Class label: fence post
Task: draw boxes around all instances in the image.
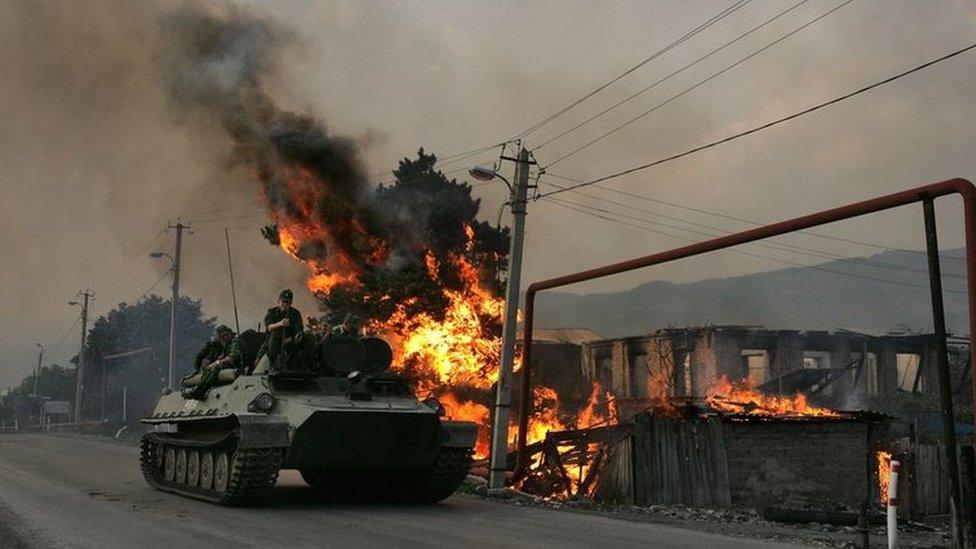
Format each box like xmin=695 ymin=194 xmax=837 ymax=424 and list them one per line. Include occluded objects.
xmin=960 ymin=445 xmax=976 ymax=548
xmin=887 ymin=459 xmax=900 ymax=549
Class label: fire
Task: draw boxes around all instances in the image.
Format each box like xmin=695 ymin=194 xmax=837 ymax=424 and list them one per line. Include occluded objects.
xmin=276 ymin=225 xmax=369 ymax=294
xmin=577 ymin=382 xmax=617 ymax=429
xmin=375 ymin=249 xmax=506 ymax=395
xmin=439 ymin=392 xmax=491 ymax=458
xmin=705 ymin=375 xmax=841 ymax=417
xmin=366 ymin=226 xmax=538 ymax=458
xmin=265 ymin=157 xmax=560 ymax=461
xmin=877 ymin=450 xmax=892 ymax=505
xmin=518 ymin=387 xmax=568 ymax=447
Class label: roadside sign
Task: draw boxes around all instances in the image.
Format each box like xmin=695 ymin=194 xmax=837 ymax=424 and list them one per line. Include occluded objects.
xmin=43 ymin=400 xmax=71 ymax=415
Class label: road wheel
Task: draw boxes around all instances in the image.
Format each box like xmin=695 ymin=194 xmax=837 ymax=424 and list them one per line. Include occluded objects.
xmin=163 ymin=448 xmax=176 ymax=482
xmin=199 ymin=452 xmax=214 ymax=490
xmin=214 ymin=451 xmax=230 ymax=493
xmin=175 ymin=449 xmax=187 ymax=484
xmin=186 ymin=451 xmax=200 ymax=487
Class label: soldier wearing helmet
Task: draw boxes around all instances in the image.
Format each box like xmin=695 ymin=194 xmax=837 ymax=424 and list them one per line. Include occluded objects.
xmin=263 ymin=288 xmax=303 ymax=364
xmin=182 ymin=324 xmax=242 ymax=400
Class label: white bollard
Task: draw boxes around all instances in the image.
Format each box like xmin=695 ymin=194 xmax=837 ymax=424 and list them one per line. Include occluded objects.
xmin=887 ymin=459 xmax=900 ymax=549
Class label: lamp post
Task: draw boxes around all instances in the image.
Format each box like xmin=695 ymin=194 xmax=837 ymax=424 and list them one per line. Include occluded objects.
xmin=69 ymin=291 xmax=92 ymax=424
xmin=30 ymin=343 xmax=43 ymax=423
xmin=33 ymin=343 xmax=43 ymax=396
xmin=150 ymin=251 xmax=178 ymax=391
xmin=469 ymin=146 xmax=531 ymax=491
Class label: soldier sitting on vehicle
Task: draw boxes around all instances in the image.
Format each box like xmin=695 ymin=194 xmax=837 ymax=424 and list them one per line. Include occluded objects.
xmin=182 ymin=325 xmax=242 ymax=400
xmin=253 ymin=289 xmax=303 ymax=373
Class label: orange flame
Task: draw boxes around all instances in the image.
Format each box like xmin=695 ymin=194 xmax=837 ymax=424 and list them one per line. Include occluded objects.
xmin=374 ymin=251 xmax=505 ymax=394
xmin=577 ymin=382 xmax=618 ymax=429
xmin=516 ymin=386 xmax=569 ymax=447
xmin=878 ymin=450 xmax=892 ymax=505
xmin=277 ymin=225 xmax=365 ymax=293
xmin=440 ymin=392 xmax=491 ymax=458
xmin=705 ymin=375 xmax=840 ymax=417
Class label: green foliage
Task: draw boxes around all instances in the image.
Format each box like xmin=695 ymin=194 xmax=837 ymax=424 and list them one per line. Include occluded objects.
xmin=79 ymin=294 xmax=215 ymax=421
xmin=0 ymin=364 xmax=76 ymax=422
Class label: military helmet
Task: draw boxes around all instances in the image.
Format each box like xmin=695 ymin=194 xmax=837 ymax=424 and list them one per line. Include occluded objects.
xmin=279 ymin=288 xmax=294 ymax=302
xmin=215 ymin=324 xmax=234 ymax=336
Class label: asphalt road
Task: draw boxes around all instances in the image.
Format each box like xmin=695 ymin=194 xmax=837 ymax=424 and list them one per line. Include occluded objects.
xmin=0 ymin=434 xmax=815 ymax=549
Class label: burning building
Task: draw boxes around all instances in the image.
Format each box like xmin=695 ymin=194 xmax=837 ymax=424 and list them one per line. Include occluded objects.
xmin=580 ymin=325 xmax=953 ymax=419
xmin=517 ymin=391 xmax=889 ymax=508
xmin=516 ymin=325 xmax=975 ymax=522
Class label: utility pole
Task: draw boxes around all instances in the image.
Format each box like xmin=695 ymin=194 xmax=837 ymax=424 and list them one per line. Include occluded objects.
xmin=224 ymin=228 xmax=241 ymax=334
xmin=71 ymin=290 xmax=92 ymax=424
xmin=922 ymin=198 xmax=963 ymax=548
xmin=487 ymin=146 xmax=531 ymax=491
xmin=166 ymin=220 xmax=189 ymax=391
xmin=32 ymin=343 xmax=43 ymax=423
xmin=33 ymin=343 xmax=43 ymax=396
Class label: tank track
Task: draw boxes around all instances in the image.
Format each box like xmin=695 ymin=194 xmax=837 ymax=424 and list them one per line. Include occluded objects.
xmin=402 ymin=447 xmax=473 ymax=503
xmin=140 ymin=433 xmax=283 ymax=506
xmin=299 ymin=447 xmax=472 ymax=503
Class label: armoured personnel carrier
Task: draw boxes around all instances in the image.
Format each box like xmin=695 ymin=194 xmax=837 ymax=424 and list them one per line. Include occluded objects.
xmin=139 ymin=331 xmax=477 ymax=505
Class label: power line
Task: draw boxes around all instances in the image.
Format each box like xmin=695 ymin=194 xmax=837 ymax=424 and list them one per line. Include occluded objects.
xmin=367 ymin=142 xmax=503 ymax=180
xmin=517 ymin=0 xmax=753 ymax=139
xmin=46 ymin=314 xmax=82 ymax=360
xmin=541 ymin=196 xmax=965 ymax=294
xmin=372 ymin=145 xmax=502 ymax=186
xmin=543 ymin=0 xmax=856 ymax=168
xmin=132 ymin=272 xmax=170 ymax=302
xmin=542 ymin=183 xmax=963 ymax=279
xmin=533 ymin=0 xmax=811 ymax=151
xmin=185 ymin=206 xmax=267 ymax=224
xmin=539 ymin=39 xmax=976 ymax=197
xmin=545 ymin=172 xmax=967 ymax=262
xmin=89 ymin=230 xmax=166 ymax=292
xmin=95 ymin=256 xmax=157 ymax=296
xmin=190 ymin=211 xmax=270 ymax=225
xmin=182 ymin=201 xmax=264 ymax=220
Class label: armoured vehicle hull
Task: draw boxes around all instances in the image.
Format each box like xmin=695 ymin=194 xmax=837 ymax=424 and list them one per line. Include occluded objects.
xmin=141 ymin=366 xmax=477 ymax=505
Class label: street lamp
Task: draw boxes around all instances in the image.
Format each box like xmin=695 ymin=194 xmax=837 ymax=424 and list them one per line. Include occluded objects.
xmin=68 ymin=292 xmax=92 ymax=424
xmin=471 ymin=148 xmax=531 ymax=492
xmin=469 ymin=165 xmax=512 ymax=192
xmin=33 ymin=343 xmax=43 ymax=396
xmin=150 ymin=251 xmax=177 ymax=391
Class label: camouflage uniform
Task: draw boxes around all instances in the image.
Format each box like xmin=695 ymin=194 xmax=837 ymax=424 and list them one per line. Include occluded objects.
xmin=263 ymin=290 xmax=303 ymax=363
xmin=183 ymin=326 xmax=242 ymax=400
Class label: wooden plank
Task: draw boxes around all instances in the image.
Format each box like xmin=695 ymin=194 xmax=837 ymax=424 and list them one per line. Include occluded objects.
xmin=710 ymin=417 xmax=732 ymax=507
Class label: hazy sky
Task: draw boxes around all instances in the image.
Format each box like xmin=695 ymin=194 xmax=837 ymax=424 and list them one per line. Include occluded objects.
xmin=2 ymin=0 xmax=976 ymax=389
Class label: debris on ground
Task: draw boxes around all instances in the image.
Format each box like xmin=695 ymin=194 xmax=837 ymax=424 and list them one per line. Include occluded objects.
xmin=460 ymin=477 xmax=951 ymax=548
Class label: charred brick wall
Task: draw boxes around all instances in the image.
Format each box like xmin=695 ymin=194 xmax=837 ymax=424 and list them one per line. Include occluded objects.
xmin=722 ymin=419 xmax=870 ymax=507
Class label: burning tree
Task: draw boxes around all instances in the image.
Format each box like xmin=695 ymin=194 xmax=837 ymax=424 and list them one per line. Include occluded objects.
xmin=261 ymin=148 xmax=514 ymax=402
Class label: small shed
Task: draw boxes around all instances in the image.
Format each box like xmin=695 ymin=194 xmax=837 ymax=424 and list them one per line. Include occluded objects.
xmin=595 ymin=411 xmax=887 ymax=508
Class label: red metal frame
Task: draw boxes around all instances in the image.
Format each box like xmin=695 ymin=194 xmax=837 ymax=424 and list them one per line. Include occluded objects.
xmin=516 ymin=178 xmax=976 ymax=474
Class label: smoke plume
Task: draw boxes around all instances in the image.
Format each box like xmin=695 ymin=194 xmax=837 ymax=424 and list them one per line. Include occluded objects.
xmin=162 ymin=6 xmax=388 ymax=286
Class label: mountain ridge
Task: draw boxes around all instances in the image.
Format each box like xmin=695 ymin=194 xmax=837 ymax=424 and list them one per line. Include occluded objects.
xmin=533 ymin=247 xmax=969 ymax=338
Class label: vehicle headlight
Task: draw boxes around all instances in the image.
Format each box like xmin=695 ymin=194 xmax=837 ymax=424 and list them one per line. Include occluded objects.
xmin=248 ymin=393 xmax=275 ymax=413
xmin=423 ymin=397 xmax=446 ymax=417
